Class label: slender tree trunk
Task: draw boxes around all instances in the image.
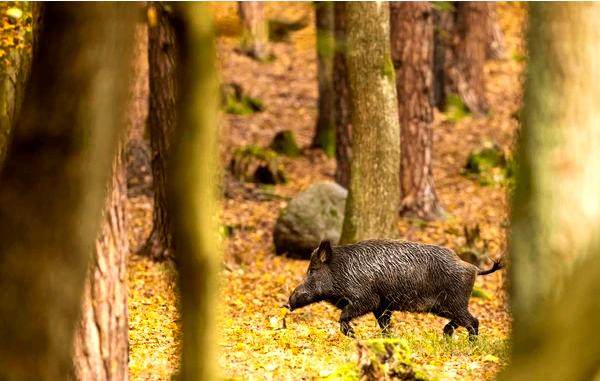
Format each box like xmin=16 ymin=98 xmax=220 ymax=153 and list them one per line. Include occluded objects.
xmin=171 ymin=4 xmax=220 ymax=380
xmin=503 ymin=4 xmax=600 ymax=380
xmin=434 ymin=2 xmax=489 ymax=116
xmin=340 ymin=2 xmax=400 ymax=243
xmin=72 ymin=143 xmax=129 ymax=381
xmin=0 ymin=4 xmax=135 ymax=380
xmin=311 ymin=1 xmax=335 ymax=157
xmin=390 ymin=2 xmax=444 ymax=220
xmin=143 ymin=2 xmax=177 ymax=261
xmin=333 ymin=2 xmax=351 ymax=189
xmin=238 ymin=2 xmax=270 ymax=61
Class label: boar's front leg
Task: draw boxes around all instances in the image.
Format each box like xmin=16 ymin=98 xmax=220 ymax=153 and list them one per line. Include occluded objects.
xmin=339 ymin=299 xmax=376 ymax=337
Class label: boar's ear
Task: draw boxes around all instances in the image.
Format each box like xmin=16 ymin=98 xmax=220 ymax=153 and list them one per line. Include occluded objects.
xmin=317 ymin=240 xmax=332 ymax=263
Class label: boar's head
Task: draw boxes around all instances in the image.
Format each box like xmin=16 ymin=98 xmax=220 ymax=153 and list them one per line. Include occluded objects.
xmin=286 ymin=240 xmax=335 ymax=311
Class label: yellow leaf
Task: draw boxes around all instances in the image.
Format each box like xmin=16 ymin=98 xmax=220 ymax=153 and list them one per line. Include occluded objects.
xmin=483 ymin=354 xmax=500 ymax=363
xmin=6 ymin=7 xmax=22 ymax=19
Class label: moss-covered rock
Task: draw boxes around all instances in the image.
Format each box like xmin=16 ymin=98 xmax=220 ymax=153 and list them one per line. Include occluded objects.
xmin=268 ymin=16 xmax=309 ymax=42
xmin=356 ymin=339 xmax=429 ymax=381
xmin=462 ymin=142 xmax=514 ymax=186
xmin=444 ymin=93 xmax=470 ymax=122
xmin=229 ymin=145 xmax=286 ymax=185
xmin=221 ymin=83 xmax=264 ymax=115
xmin=270 ymin=130 xmax=301 ymax=157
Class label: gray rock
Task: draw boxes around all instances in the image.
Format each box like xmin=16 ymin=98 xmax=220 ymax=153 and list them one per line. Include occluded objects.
xmin=273 ymin=182 xmax=347 ymax=259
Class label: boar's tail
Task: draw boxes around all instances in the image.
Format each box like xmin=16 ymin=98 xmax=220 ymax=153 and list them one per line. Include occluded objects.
xmin=477 ymin=260 xmax=504 ymax=276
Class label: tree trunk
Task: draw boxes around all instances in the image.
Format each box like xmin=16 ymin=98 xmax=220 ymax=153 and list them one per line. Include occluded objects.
xmin=434 ymin=2 xmax=489 ymax=116
xmin=340 ymin=2 xmax=400 ymax=243
xmin=72 ymin=143 xmax=129 ymax=381
xmin=502 ymin=4 xmax=600 ymax=380
xmin=333 ymin=2 xmax=351 ymax=189
xmin=390 ymin=2 xmax=444 ymax=220
xmin=486 ymin=2 xmax=506 ymax=60
xmin=238 ymin=2 xmax=270 ymax=61
xmin=0 ymin=2 xmax=43 ymax=162
xmin=143 ymin=2 xmax=177 ymax=261
xmin=311 ymin=1 xmax=335 ymax=158
xmin=171 ymin=4 xmax=220 ymax=380
xmin=71 ymin=16 xmax=148 ymax=379
xmin=0 ymin=4 xmax=135 ymax=381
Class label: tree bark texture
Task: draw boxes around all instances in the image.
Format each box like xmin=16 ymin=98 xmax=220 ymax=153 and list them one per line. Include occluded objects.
xmin=238 ymin=1 xmax=270 ymax=61
xmin=72 ymin=143 xmax=129 ymax=381
xmin=390 ymin=2 xmax=444 ymax=221
xmin=0 ymin=4 xmax=135 ymax=381
xmin=340 ymin=2 xmax=401 ymax=243
xmin=434 ymin=2 xmax=489 ymax=116
xmin=171 ymin=4 xmax=220 ymax=380
xmin=333 ymin=2 xmax=351 ymax=189
xmin=143 ymin=2 xmax=177 ymax=261
xmin=311 ymin=1 xmax=335 ymax=158
xmin=502 ymin=4 xmax=600 ymax=380
xmin=486 ymin=2 xmax=506 ymax=60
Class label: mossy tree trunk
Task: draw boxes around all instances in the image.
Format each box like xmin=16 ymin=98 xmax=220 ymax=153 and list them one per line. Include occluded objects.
xmin=171 ymin=4 xmax=220 ymax=381
xmin=502 ymin=4 xmax=600 ymax=380
xmin=390 ymin=2 xmax=444 ymax=221
xmin=311 ymin=1 xmax=335 ymax=158
xmin=333 ymin=2 xmax=352 ymax=189
xmin=143 ymin=2 xmax=177 ymax=261
xmin=340 ymin=2 xmax=400 ymax=243
xmin=238 ymin=1 xmax=270 ymax=61
xmin=0 ymin=4 xmax=135 ymax=380
xmin=434 ymin=2 xmax=489 ymax=116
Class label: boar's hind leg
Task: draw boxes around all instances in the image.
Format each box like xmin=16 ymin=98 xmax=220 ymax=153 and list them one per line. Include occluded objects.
xmin=456 ymin=312 xmax=479 ymax=337
xmin=373 ymin=307 xmax=393 ymax=334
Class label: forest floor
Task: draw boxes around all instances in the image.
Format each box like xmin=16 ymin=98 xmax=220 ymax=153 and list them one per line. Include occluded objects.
xmin=126 ymin=2 xmax=526 ymax=380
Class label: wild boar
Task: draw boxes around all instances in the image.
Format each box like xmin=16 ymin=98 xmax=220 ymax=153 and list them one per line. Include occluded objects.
xmin=285 ymin=239 xmax=503 ymax=337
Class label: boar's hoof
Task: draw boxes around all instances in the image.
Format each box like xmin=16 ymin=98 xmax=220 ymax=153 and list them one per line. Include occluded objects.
xmin=443 ymin=320 xmax=458 ymax=336
xmin=340 ymin=321 xmax=355 ymax=338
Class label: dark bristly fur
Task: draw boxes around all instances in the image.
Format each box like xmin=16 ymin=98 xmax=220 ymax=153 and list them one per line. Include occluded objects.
xmin=286 ymin=239 xmax=503 ymax=337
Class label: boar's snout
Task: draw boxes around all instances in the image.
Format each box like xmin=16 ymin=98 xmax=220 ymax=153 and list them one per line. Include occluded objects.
xmin=287 ymin=284 xmax=313 ymax=311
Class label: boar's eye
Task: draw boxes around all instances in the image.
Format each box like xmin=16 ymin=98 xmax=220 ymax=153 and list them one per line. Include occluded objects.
xmin=308 ymin=268 xmax=315 ymax=276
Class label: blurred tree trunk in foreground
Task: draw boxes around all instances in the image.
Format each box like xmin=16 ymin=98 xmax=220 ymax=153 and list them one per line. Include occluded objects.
xmin=143 ymin=2 xmax=177 ymax=261
xmin=340 ymin=2 xmax=400 ymax=243
xmin=72 ymin=14 xmax=148 ymax=380
xmin=238 ymin=1 xmax=270 ymax=61
xmin=503 ymin=3 xmax=600 ymax=380
xmin=333 ymin=2 xmax=351 ymax=189
xmin=389 ymin=1 xmax=444 ymax=221
xmin=0 ymin=4 xmax=135 ymax=380
xmin=433 ymin=2 xmax=489 ymax=116
xmin=311 ymin=1 xmax=335 ymax=158
xmin=171 ymin=3 xmax=220 ymax=381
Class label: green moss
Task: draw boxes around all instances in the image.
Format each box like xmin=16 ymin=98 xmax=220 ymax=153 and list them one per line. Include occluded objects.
xmin=230 ymin=145 xmax=287 ymax=184
xmin=221 ymin=83 xmax=265 ymax=115
xmin=444 ymin=93 xmax=470 ymax=122
xmin=463 ymin=143 xmax=514 ymax=187
xmin=313 ymin=124 xmax=335 ymax=158
xmin=382 ymin=53 xmax=396 ymax=81
xmin=471 ymin=286 xmax=492 ymax=300
xmin=268 ymin=16 xmax=309 ymax=42
xmin=270 ymin=130 xmax=301 ymax=157
xmin=432 ymin=1 xmax=455 ymax=12
xmin=323 ymin=362 xmax=359 ymax=381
